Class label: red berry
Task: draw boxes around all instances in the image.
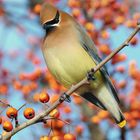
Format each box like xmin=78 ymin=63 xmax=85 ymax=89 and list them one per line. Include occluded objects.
xmin=23 ymin=108 xmax=35 ymax=119
xmin=39 ymin=92 xmax=50 ymax=103
xmin=51 ymin=136 xmax=62 ymax=140
xmin=3 ymin=121 xmax=13 ymax=132
xmin=64 ymin=133 xmax=76 ymax=140
xmin=49 ymin=109 xmax=60 ymax=118
xmin=6 ymin=107 xmax=18 ymax=119
xmin=0 ymin=117 xmax=2 ymax=124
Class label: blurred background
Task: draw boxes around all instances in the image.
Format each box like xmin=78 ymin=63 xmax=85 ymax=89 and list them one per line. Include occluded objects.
xmin=0 ymin=0 xmax=140 ymax=140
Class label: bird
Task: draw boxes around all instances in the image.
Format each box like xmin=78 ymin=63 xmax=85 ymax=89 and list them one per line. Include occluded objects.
xmin=40 ymin=3 xmax=126 ymax=128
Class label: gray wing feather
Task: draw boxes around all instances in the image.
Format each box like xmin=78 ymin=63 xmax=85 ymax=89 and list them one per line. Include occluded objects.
xmin=75 ymin=22 xmax=120 ymax=104
xmin=82 ymin=92 xmax=107 ymax=110
xmin=89 ymin=49 xmax=120 ymax=103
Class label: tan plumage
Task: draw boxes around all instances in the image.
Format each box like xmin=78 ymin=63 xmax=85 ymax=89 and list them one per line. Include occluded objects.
xmin=40 ymin=3 xmax=126 ymax=127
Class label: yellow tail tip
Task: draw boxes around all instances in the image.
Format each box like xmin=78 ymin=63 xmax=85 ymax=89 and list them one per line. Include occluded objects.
xmin=118 ymin=120 xmax=126 ymax=128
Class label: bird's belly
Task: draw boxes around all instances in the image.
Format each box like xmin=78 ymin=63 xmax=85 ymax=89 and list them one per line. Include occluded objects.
xmin=43 ymin=45 xmax=103 ymax=92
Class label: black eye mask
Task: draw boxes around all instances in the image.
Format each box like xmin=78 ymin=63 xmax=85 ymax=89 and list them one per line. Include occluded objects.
xmin=43 ymin=10 xmax=60 ymax=29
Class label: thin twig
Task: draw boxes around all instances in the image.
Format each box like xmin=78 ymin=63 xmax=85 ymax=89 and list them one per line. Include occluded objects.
xmin=41 ymin=117 xmax=70 ymax=125
xmin=0 ymin=100 xmax=11 ymax=107
xmin=2 ymin=23 xmax=140 ymax=140
xmin=18 ymin=103 xmax=26 ymax=111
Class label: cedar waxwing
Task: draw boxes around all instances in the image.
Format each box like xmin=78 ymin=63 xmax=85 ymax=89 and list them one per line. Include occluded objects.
xmin=40 ymin=3 xmax=126 ymax=128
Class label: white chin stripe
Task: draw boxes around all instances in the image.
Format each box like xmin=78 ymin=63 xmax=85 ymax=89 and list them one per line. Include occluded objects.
xmin=52 ymin=23 xmax=59 ymax=27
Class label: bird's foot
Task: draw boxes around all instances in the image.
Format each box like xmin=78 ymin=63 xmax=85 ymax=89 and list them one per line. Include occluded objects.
xmin=87 ymin=68 xmax=96 ymax=81
xmin=59 ymin=92 xmax=71 ymax=103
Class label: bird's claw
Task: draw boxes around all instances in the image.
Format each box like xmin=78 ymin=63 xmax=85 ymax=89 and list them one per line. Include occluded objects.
xmin=87 ymin=70 xmax=96 ymax=81
xmin=59 ymin=92 xmax=71 ymax=103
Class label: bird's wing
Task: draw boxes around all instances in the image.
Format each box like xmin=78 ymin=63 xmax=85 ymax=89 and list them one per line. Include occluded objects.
xmin=89 ymin=50 xmax=120 ymax=104
xmin=82 ymin=91 xmax=107 ymax=110
xmin=75 ymin=23 xmax=120 ymax=105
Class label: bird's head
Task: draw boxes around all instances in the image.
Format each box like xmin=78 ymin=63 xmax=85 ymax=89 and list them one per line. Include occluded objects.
xmin=40 ymin=3 xmax=60 ymax=32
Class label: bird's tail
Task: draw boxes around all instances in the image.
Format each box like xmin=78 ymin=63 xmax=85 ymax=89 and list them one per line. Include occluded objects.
xmin=93 ymin=85 xmax=126 ymax=128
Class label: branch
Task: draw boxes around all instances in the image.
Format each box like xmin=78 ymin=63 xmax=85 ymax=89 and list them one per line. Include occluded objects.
xmin=2 ymin=23 xmax=140 ymax=140
xmin=80 ymin=0 xmax=93 ymax=22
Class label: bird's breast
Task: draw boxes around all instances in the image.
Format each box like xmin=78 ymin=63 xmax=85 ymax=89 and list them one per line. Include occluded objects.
xmin=43 ymin=43 xmax=103 ymax=92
